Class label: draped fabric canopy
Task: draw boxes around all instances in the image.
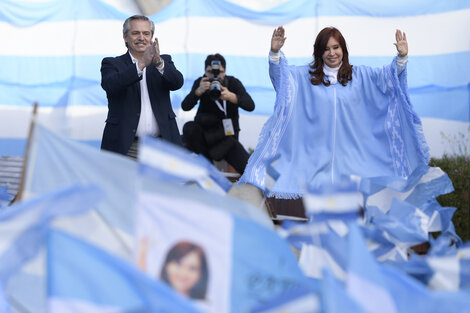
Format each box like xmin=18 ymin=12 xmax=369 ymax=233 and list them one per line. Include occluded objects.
xmin=0 ymin=0 xmax=468 ymax=156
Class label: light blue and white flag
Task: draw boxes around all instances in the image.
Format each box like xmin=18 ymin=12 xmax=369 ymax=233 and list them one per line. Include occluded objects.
xmin=321 ymin=269 xmax=366 ymax=313
xmin=0 ymin=0 xmax=129 ymax=156
xmin=361 ymin=165 xmax=461 ymax=249
xmin=139 ymin=135 xmax=231 ymax=195
xmin=395 ymin=244 xmax=470 ymax=291
xmin=380 ymin=257 xmax=470 ymax=313
xmin=424 ymin=245 xmax=470 ymax=291
xmin=346 ymin=224 xmax=399 ymax=313
xmin=303 ymin=180 xmax=362 ymax=221
xmin=0 ymin=185 xmax=102 ymax=313
xmin=23 ymin=123 xmax=272 ymax=235
xmin=134 ymin=186 xmax=306 ymax=313
xmin=250 ymin=281 xmax=320 ymax=313
xmin=283 ymin=221 xmax=348 ymax=280
xmin=422 ymin=200 xmax=461 ymax=245
xmin=281 ymin=181 xmax=361 ymax=280
xmin=23 ymin=124 xmax=138 ymax=254
xmin=7 ymin=123 xmax=277 ymax=313
xmin=361 ymin=165 xmax=453 ymax=214
xmin=305 ymin=220 xmax=470 ymax=313
xmin=47 ymin=229 xmax=205 ymax=313
xmin=0 ymin=285 xmax=10 ymax=313
xmin=368 ymin=199 xmax=429 ymax=247
xmin=428 ymin=233 xmax=459 ymax=257
xmin=1 ymin=0 xmax=469 ymax=157
xmin=361 ymin=224 xmax=406 ymax=263
xmin=0 ymin=185 xmax=102 ymax=284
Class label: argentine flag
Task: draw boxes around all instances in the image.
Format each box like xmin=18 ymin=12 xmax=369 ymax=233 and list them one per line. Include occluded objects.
xmin=47 ymin=229 xmax=205 ymax=313
xmin=134 ymin=186 xmax=306 ymax=313
xmin=0 ymin=185 xmax=103 ymax=313
xmin=1 ymin=0 xmax=469 ymax=158
xmin=139 ymin=135 xmax=232 ymax=195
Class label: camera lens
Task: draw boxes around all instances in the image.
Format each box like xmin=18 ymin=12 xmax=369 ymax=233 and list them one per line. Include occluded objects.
xmin=209 ymin=80 xmax=222 ymax=100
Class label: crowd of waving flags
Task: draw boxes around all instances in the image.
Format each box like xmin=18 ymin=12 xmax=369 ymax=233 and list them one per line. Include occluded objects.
xmin=0 ymin=122 xmax=468 ymax=313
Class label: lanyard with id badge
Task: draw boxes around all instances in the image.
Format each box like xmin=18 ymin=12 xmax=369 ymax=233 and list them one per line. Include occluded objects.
xmin=215 ymin=99 xmax=235 ymax=136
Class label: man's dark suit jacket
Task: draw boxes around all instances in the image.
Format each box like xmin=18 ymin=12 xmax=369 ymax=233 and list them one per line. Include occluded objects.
xmin=100 ymin=52 xmax=183 ymax=155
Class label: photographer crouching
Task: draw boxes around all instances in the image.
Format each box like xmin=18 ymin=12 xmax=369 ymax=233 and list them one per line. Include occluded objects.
xmin=181 ymin=53 xmax=255 ymax=175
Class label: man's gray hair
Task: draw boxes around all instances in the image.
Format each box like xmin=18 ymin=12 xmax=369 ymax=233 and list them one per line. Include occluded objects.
xmin=123 ymin=15 xmax=155 ymax=36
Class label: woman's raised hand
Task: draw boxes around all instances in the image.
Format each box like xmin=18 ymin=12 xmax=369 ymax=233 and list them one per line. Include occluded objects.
xmin=271 ymin=26 xmax=286 ymax=53
xmin=394 ymin=29 xmax=408 ymax=57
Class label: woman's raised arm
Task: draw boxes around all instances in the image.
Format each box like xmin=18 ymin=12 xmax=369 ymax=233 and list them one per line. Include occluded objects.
xmin=394 ymin=29 xmax=408 ymax=57
xmin=271 ymin=26 xmax=287 ymax=53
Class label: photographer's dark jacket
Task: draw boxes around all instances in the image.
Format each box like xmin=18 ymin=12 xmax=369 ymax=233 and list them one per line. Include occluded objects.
xmin=181 ymin=75 xmax=255 ymax=136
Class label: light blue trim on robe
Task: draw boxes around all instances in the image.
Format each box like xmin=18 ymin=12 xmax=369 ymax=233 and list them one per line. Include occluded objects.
xmin=239 ymin=52 xmax=430 ymax=199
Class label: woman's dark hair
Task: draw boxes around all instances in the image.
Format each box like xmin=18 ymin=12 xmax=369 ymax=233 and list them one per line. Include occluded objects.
xmin=309 ymin=27 xmax=353 ymax=86
xmin=160 ymin=241 xmax=209 ymax=299
xmin=204 ymin=53 xmax=226 ymax=69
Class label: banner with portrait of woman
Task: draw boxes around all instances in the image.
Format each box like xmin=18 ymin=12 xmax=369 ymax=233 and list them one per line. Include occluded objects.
xmin=135 ymin=191 xmax=233 ymax=313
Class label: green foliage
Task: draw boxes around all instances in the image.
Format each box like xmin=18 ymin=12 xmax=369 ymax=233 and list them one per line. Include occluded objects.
xmin=429 ymin=156 xmax=470 ymax=241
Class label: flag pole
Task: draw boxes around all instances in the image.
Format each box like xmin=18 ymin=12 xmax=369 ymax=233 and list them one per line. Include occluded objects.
xmin=14 ymin=102 xmax=38 ymax=202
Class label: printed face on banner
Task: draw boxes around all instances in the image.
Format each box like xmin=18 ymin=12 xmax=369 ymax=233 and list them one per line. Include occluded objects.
xmin=161 ymin=241 xmax=208 ymax=299
xmin=135 ymin=192 xmax=233 ymax=313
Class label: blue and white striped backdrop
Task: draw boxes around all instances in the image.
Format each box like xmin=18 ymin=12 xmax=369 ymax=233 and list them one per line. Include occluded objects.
xmin=1 ymin=0 xmax=469 ymax=156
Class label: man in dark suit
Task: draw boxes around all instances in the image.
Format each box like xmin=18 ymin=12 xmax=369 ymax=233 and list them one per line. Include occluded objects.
xmin=100 ymin=15 xmax=183 ymax=158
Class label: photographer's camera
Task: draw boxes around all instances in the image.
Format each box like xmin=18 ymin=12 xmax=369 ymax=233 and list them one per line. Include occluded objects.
xmin=208 ymin=60 xmax=223 ymax=101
